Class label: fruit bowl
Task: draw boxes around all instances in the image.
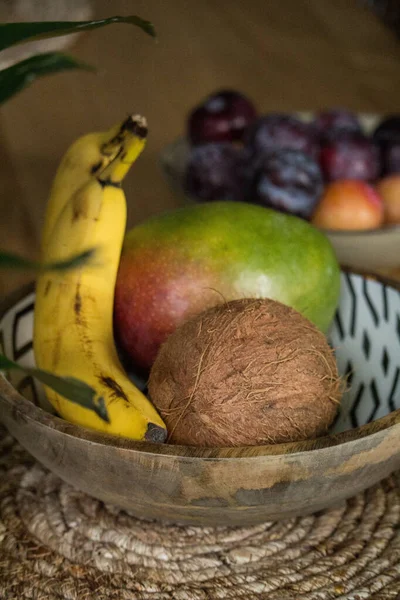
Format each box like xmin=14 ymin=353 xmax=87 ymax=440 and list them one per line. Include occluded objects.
xmin=160 ymin=112 xmax=400 ymax=272
xmin=0 ymin=270 xmax=400 ymax=527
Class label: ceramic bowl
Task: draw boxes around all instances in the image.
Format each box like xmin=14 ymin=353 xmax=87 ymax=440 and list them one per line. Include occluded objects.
xmin=0 ymin=270 xmax=400 ymax=527
xmin=160 ymin=113 xmax=400 ymax=272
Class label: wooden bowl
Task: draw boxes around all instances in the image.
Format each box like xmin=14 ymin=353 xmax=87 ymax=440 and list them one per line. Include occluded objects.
xmin=160 ymin=112 xmax=400 ymax=272
xmin=0 ymin=271 xmax=400 ymax=527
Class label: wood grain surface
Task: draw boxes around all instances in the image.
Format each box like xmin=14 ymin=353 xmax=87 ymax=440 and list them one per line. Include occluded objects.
xmin=0 ymin=0 xmax=399 ymax=296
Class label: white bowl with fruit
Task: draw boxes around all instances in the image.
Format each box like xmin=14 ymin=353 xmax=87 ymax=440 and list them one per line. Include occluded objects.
xmin=160 ymin=91 xmax=400 ymax=271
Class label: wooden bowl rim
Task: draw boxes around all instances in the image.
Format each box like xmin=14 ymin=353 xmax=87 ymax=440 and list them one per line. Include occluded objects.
xmin=1 ymin=272 xmax=400 ymax=460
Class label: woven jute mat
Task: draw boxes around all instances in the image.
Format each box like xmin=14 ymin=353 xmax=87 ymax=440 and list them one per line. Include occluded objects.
xmin=1 ymin=427 xmax=400 ymax=600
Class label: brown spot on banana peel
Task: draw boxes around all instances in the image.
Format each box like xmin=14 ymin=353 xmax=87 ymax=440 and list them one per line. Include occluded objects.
xmin=74 ymin=284 xmax=82 ymax=319
xmin=97 ymin=375 xmax=167 ymax=443
xmin=90 ymin=160 xmax=104 ymax=175
xmin=99 ymin=375 xmax=129 ymax=404
xmin=98 ymin=179 xmax=122 ymax=189
xmin=71 ymin=201 xmax=87 ymax=223
xmin=101 ymin=135 xmax=124 ymax=156
xmin=70 ymin=186 xmax=101 ymax=224
xmin=44 ymin=280 xmax=52 ymax=296
xmin=100 ymin=115 xmax=148 ymax=157
xmin=100 ymin=123 xmax=127 ymax=157
xmin=72 ymin=283 xmax=94 ymax=360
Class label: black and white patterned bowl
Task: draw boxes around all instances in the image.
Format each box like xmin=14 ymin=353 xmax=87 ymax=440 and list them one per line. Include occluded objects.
xmin=0 ymin=271 xmax=399 ymax=526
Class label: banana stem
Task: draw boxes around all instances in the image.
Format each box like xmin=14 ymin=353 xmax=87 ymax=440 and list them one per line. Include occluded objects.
xmin=97 ymin=115 xmax=147 ymax=185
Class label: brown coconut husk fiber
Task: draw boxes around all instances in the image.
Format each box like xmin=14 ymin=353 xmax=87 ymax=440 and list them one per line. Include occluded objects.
xmin=148 ymin=298 xmax=342 ymax=447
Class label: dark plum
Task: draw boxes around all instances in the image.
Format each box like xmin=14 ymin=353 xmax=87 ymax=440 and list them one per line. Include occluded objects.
xmin=187 ymin=89 xmax=257 ymax=145
xmin=313 ymin=109 xmax=362 ymax=141
xmin=247 ymin=149 xmax=323 ymax=219
xmin=373 ymin=115 xmax=400 ymax=144
xmin=184 ymin=143 xmax=245 ymax=202
xmin=244 ymin=114 xmax=319 ymax=159
xmin=319 ymin=133 xmax=380 ymax=182
xmin=384 ymin=143 xmax=400 ymax=174
xmin=373 ymin=115 xmax=400 ymax=175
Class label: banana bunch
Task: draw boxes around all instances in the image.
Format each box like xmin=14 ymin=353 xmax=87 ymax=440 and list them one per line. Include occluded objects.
xmin=33 ymin=115 xmax=167 ymax=442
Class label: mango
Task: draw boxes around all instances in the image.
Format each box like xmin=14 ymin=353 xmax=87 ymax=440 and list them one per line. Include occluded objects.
xmin=114 ymin=201 xmax=340 ymax=371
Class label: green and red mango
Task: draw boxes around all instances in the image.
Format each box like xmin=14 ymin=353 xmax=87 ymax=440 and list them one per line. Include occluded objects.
xmin=114 ymin=201 xmax=340 ymax=371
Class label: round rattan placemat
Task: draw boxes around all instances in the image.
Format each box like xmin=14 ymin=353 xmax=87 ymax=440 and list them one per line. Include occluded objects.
xmin=0 ymin=427 xmax=399 ymax=600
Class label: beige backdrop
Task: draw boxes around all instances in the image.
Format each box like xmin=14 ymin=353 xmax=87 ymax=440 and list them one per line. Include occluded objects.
xmin=0 ymin=0 xmax=399 ymax=294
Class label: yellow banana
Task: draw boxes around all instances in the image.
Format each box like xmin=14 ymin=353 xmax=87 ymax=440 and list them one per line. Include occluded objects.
xmin=34 ymin=115 xmax=167 ymax=442
xmin=41 ymin=117 xmax=144 ymax=253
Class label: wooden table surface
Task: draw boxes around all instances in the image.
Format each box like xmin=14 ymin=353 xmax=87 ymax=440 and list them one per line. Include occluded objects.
xmin=0 ymin=0 xmax=399 ymax=295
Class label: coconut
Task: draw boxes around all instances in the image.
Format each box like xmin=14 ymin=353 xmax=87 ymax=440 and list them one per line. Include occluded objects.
xmin=148 ymin=298 xmax=342 ymax=447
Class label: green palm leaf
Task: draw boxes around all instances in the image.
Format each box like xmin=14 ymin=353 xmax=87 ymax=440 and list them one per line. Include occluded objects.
xmin=0 ymin=355 xmax=109 ymax=422
xmin=0 ymin=52 xmax=94 ymax=104
xmin=0 ymin=16 xmax=155 ymax=52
